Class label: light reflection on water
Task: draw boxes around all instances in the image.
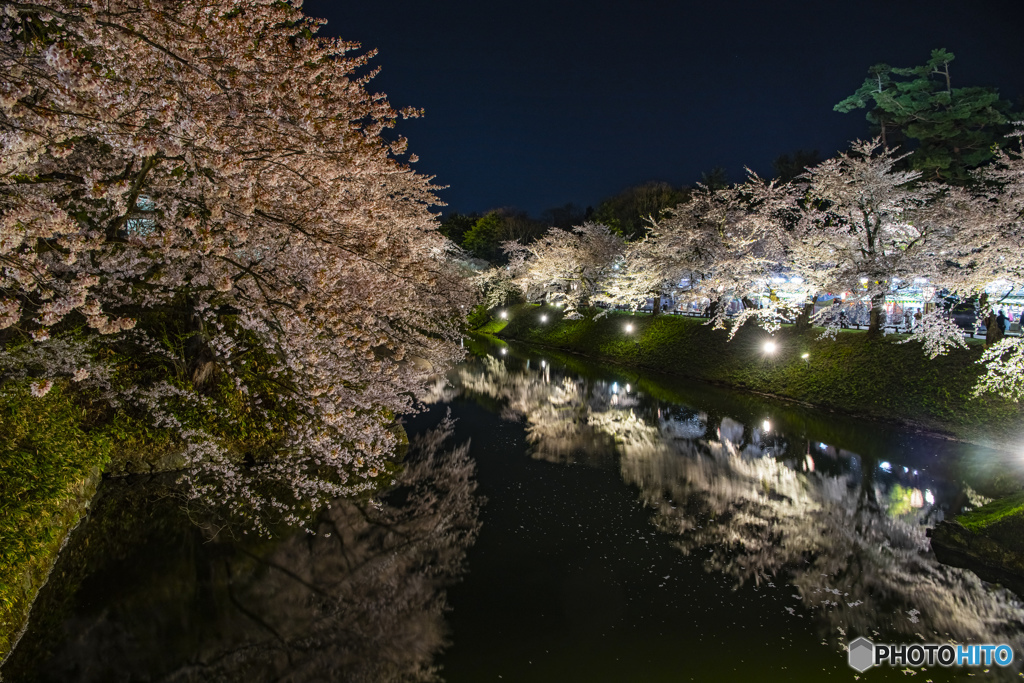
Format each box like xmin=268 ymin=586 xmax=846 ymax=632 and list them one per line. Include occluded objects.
xmin=3 ymin=420 xmax=480 ymax=683
xmin=434 ymin=338 xmax=1024 ymax=680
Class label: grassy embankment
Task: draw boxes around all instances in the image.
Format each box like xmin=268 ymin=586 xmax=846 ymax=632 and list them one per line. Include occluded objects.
xmin=0 ymin=383 xmax=110 ymax=660
xmin=0 ymin=349 xmax=270 ymax=661
xmin=0 ymin=326 xmax=404 ymax=661
xmin=959 ymin=493 xmax=1024 ymax=539
xmin=930 ymin=492 xmax=1024 ymax=593
xmin=482 ymin=303 xmax=1024 ymax=445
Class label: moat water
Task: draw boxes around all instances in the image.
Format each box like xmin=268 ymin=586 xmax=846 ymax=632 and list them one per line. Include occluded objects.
xmin=6 ymin=336 xmax=1024 ymax=681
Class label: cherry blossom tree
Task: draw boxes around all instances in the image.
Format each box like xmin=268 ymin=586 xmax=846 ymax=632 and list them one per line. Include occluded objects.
xmin=502 ymin=223 xmax=624 ymax=318
xmin=789 ymin=140 xmax=951 ymax=336
xmin=965 ymin=133 xmax=1024 ymax=398
xmin=474 ymin=265 xmax=523 ymax=310
xmin=0 ymin=0 xmax=471 ymax=530
xmin=613 ymin=179 xmax=791 ymax=336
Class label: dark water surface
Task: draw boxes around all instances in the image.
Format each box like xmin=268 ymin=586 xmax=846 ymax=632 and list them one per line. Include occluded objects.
xmin=6 ymin=337 xmax=1024 ymax=682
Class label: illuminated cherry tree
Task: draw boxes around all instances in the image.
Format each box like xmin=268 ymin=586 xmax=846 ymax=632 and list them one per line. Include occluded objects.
xmin=614 ymin=179 xmax=791 ymax=336
xmin=967 ymin=134 xmax=1024 ymax=398
xmin=0 ymin=0 xmax=471 ymax=529
xmin=502 ymin=223 xmax=624 ymax=318
xmin=785 ymin=140 xmax=951 ymax=336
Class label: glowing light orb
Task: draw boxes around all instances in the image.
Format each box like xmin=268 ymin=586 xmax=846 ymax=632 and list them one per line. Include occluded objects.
xmin=499 ymin=311 xmax=508 ymax=319
xmin=764 ymin=340 xmax=777 ymax=353
xmin=625 ymin=323 xmax=634 ymax=333
xmin=540 ymin=315 xmax=547 ymax=322
xmin=801 ymin=352 xmax=809 ymax=360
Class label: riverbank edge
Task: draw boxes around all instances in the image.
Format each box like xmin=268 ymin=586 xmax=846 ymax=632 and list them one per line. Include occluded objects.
xmin=484 ymin=303 xmax=1024 ymax=450
xmin=0 ymin=418 xmax=411 ymax=664
xmin=0 ymin=466 xmax=101 ymax=667
xmin=930 ymin=493 xmax=1024 ymax=597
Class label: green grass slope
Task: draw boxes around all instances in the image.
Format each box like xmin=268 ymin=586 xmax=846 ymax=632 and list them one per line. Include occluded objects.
xmin=489 ymin=303 xmax=1023 ymax=444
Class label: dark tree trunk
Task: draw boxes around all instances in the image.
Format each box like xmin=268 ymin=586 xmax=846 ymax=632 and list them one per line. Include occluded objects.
xmin=985 ymin=311 xmax=1005 ymax=346
xmin=651 ymin=294 xmax=662 ymax=316
xmin=867 ymin=293 xmax=886 ymax=337
xmin=187 ymin=305 xmax=217 ymax=388
xmin=794 ymin=296 xmax=818 ymax=331
xmin=979 ymin=293 xmax=1005 ymax=347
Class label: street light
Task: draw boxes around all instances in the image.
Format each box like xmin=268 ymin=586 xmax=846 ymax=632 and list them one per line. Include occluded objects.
xmin=625 ymin=323 xmax=634 ymax=333
xmin=764 ymin=340 xmax=777 ymax=354
xmin=540 ymin=315 xmax=548 ymax=323
xmin=499 ymin=310 xmax=508 ymax=319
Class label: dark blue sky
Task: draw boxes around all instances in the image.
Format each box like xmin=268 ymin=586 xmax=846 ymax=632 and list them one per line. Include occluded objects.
xmin=304 ymin=0 xmax=1024 ymax=216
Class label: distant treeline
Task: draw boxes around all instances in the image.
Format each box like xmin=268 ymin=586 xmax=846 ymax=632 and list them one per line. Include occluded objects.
xmin=441 ymin=169 xmax=790 ymax=261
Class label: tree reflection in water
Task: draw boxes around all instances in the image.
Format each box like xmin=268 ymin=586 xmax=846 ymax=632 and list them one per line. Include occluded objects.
xmin=450 ymin=353 xmax=1024 ymax=655
xmin=5 ymin=416 xmax=480 ymax=683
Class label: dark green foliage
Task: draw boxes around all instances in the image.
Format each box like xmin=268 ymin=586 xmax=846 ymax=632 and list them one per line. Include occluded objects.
xmin=540 ymin=203 xmax=589 ymax=230
xmin=497 ymin=306 xmax=1023 ymax=443
xmin=772 ymin=149 xmax=822 ymax=183
xmin=0 ymin=304 xmax=403 ymax=657
xmin=461 ymin=210 xmax=546 ymax=261
xmin=95 ymin=307 xmax=304 ymax=474
xmin=698 ymin=167 xmax=729 ymax=190
xmin=592 ymin=181 xmax=690 ymax=240
xmin=439 ymin=212 xmax=480 ymax=246
xmin=465 ymin=304 xmax=492 ymax=330
xmin=461 ymin=212 xmax=504 ymax=260
xmin=836 ymin=49 xmax=1021 ymax=183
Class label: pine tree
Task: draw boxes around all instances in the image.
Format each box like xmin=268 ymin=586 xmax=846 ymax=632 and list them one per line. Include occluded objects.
xmin=835 ymin=49 xmax=1019 ymax=183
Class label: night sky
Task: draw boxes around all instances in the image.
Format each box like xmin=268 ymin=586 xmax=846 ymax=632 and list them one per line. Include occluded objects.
xmin=303 ymin=0 xmax=1024 ymax=217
